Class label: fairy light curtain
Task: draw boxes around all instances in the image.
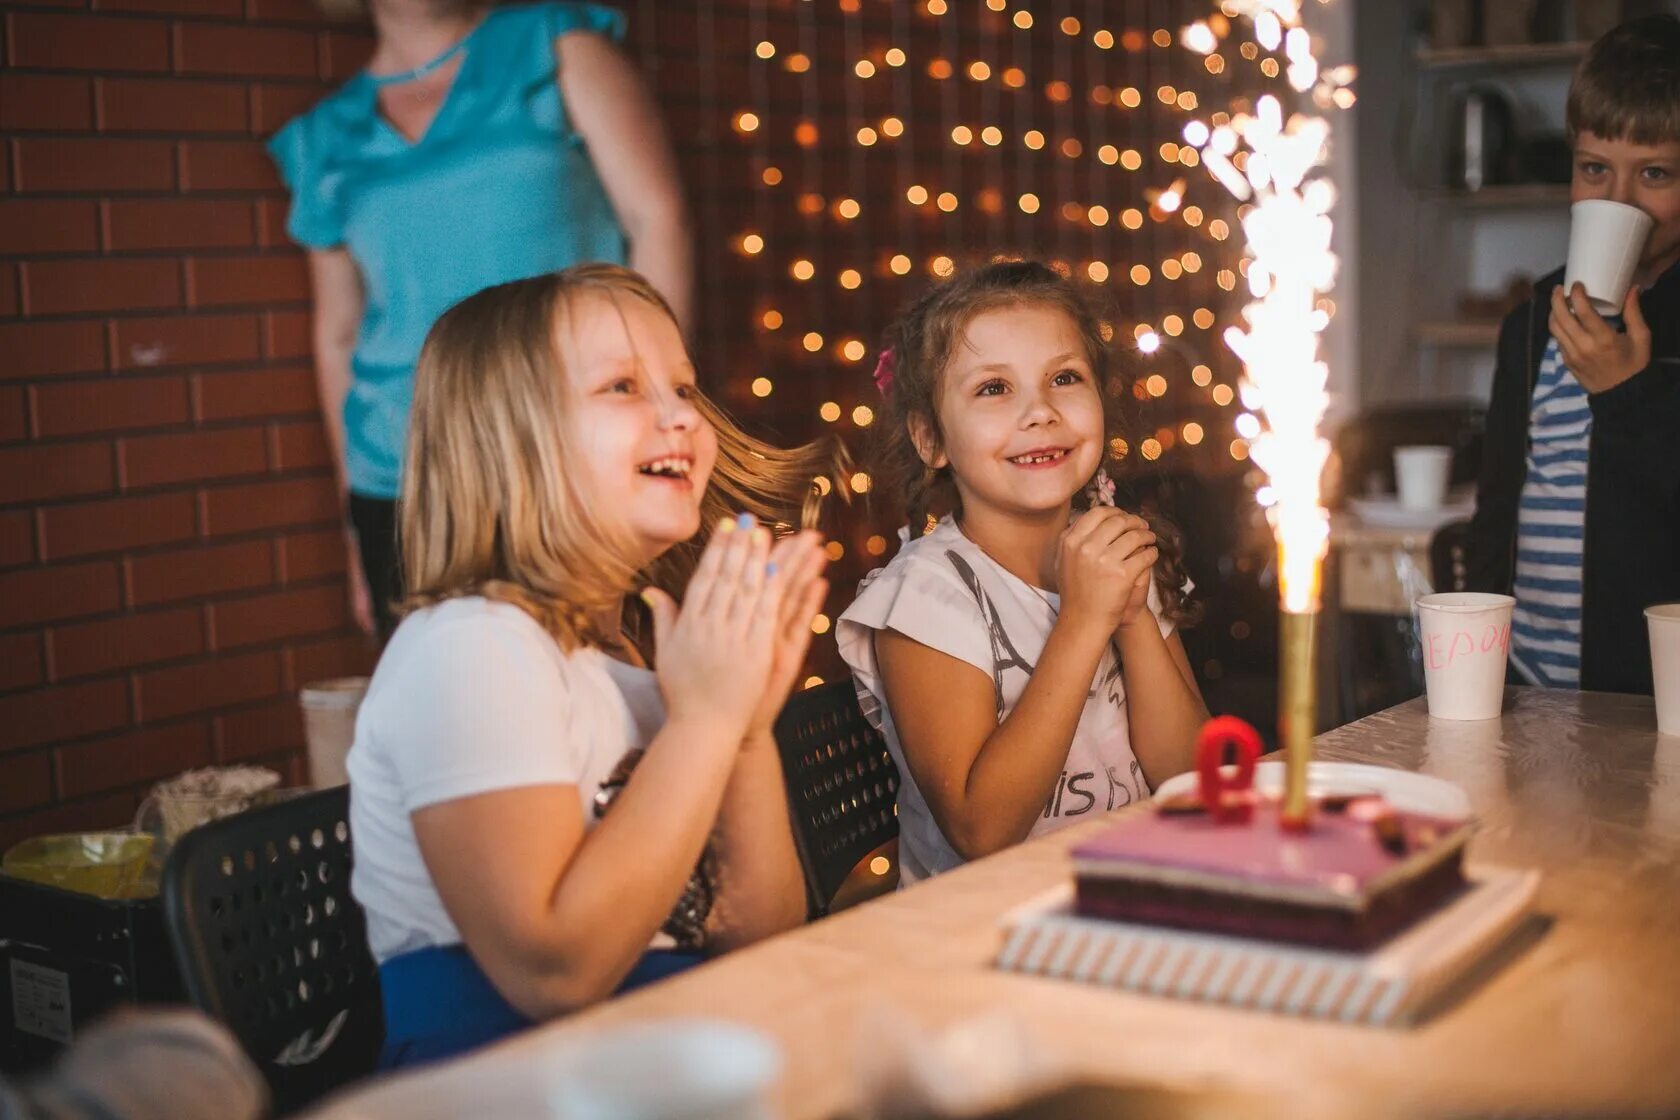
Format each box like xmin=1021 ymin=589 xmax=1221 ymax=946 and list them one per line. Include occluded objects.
xmin=627 ymin=0 xmax=1303 ymax=679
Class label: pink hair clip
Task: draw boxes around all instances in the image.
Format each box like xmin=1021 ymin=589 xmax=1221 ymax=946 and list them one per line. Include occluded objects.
xmin=872 ymin=347 xmax=896 ymax=397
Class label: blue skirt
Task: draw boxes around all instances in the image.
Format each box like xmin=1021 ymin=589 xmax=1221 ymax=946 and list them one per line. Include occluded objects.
xmin=377 ymin=944 xmax=703 ymax=1069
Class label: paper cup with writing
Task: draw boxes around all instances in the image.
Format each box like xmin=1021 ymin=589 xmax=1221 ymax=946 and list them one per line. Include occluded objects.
xmin=1648 ymin=604 xmax=1680 ymax=737
xmin=1417 ymin=593 xmax=1515 ymax=721
xmin=1564 ymin=199 xmax=1653 ymax=315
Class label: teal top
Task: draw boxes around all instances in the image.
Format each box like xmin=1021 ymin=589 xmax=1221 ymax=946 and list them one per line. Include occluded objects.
xmin=268 ymin=2 xmax=629 ymax=499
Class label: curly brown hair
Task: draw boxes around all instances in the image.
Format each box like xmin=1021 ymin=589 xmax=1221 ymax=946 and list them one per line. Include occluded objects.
xmin=869 ymin=259 xmax=1197 ymax=626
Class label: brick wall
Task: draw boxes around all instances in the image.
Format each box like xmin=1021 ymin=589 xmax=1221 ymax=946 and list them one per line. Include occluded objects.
xmin=1 ymin=1 xmax=377 ymax=847
xmin=2 ymin=0 xmax=1251 ymax=845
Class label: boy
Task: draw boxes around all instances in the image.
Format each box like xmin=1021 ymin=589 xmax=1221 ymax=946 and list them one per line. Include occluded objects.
xmin=1467 ymin=14 xmax=1680 ymax=695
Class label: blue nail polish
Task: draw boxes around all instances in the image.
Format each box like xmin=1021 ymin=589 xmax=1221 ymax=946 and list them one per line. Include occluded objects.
xmin=766 ymin=562 xmax=778 ymax=577
xmin=736 ymin=512 xmax=754 ymax=530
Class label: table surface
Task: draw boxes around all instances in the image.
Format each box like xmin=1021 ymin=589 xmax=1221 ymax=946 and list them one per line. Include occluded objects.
xmin=313 ymin=689 xmax=1680 ymax=1120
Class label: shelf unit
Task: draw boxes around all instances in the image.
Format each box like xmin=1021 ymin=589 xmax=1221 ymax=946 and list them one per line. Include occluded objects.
xmin=1414 ymin=41 xmax=1592 ymax=69
xmin=1416 ymin=321 xmax=1502 ymax=348
xmin=1420 ymin=184 xmax=1571 ymax=208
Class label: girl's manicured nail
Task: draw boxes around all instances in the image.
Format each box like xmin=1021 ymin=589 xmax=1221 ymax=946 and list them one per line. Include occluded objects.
xmin=717 ymin=516 xmax=736 ymax=534
xmin=766 ymin=562 xmax=779 ymax=577
xmin=736 ymin=512 xmax=755 ymax=530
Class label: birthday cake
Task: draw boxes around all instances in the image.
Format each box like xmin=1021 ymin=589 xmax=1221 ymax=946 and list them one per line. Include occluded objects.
xmin=1070 ymin=720 xmax=1473 ymax=951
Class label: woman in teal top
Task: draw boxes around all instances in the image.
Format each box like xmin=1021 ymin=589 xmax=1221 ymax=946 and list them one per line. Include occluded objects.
xmin=269 ymin=0 xmax=691 ymax=638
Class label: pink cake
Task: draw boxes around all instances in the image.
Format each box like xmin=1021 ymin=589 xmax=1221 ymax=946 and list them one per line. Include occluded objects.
xmin=1071 ymin=794 xmax=1473 ymax=950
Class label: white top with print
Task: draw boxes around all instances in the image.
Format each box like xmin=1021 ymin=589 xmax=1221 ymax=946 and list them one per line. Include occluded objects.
xmin=835 ymin=516 xmax=1181 ymax=886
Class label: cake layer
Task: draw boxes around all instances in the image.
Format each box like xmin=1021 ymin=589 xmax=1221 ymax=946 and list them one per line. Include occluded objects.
xmin=1074 ymin=848 xmax=1469 ymax=951
xmin=1072 ymin=799 xmax=1472 ymax=910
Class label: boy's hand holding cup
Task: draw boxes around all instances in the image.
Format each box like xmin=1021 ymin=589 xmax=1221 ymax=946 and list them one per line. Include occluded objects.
xmin=1554 ymin=199 xmax=1655 ymax=392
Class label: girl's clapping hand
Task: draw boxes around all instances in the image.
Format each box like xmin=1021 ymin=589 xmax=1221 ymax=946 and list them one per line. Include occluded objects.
xmin=1057 ymin=507 xmax=1158 ymax=634
xmin=641 ymin=514 xmax=788 ymax=743
xmin=744 ymin=530 xmax=829 ymax=740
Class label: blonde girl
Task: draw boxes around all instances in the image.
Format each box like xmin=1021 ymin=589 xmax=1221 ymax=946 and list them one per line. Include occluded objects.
xmin=348 ymin=264 xmax=830 ymax=1066
xmin=836 ymin=260 xmax=1208 ymax=885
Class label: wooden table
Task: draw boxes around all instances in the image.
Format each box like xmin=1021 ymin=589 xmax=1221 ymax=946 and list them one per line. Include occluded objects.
xmin=313 ymin=689 xmax=1680 ymax=1119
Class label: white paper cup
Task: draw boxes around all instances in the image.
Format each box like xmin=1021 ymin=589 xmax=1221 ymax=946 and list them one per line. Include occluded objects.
xmin=1394 ymin=445 xmax=1452 ymax=512
xmin=1648 ymin=604 xmax=1680 ymax=737
xmin=1417 ymin=592 xmax=1515 ymax=721
xmin=1564 ymin=199 xmax=1654 ymax=315
xmin=549 ymin=1020 xmax=780 ymax=1120
xmin=299 ymin=677 xmax=369 ymax=789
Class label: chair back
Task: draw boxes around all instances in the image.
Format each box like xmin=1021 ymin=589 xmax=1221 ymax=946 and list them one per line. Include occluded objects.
xmin=774 ymin=679 xmax=900 ymax=916
xmin=1430 ymin=519 xmax=1475 ymax=594
xmin=161 ymin=786 xmax=381 ymax=1115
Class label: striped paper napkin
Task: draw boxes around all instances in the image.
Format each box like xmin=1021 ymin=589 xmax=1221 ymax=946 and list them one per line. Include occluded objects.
xmin=994 ymin=866 xmax=1538 ymax=1027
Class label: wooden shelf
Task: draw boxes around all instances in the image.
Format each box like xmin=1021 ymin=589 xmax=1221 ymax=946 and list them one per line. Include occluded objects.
xmin=1415 ymin=41 xmax=1591 ymax=69
xmin=1417 ymin=322 xmax=1502 ymax=348
xmin=1422 ymin=184 xmax=1571 ymax=208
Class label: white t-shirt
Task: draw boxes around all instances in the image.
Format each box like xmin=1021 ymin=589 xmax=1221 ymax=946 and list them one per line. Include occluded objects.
xmin=835 ymin=516 xmax=1181 ymax=886
xmin=346 ymin=597 xmax=663 ymax=963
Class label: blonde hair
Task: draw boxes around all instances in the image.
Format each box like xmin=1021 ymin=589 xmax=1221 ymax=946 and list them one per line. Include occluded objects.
xmin=399 ymin=263 xmax=840 ymax=651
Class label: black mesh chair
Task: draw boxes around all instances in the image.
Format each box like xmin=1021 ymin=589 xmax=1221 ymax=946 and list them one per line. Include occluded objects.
xmin=1430 ymin=519 xmax=1475 ymax=594
xmin=161 ymin=786 xmax=382 ymax=1115
xmin=774 ymin=679 xmax=900 ymax=917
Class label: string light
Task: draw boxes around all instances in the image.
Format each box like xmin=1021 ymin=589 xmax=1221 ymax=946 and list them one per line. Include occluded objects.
xmin=1121 ymin=208 xmax=1144 ymax=229
xmin=1060 ymin=15 xmax=1081 ymax=35
xmin=802 ymin=331 xmax=823 ymax=351
xmin=881 ymin=116 xmax=905 ymax=137
xmin=791 ymin=259 xmax=814 ymax=281
xmin=930 ymin=255 xmax=955 ymax=276
xmin=981 ymin=126 xmax=1003 ymax=146
xmin=1121 ymin=149 xmax=1143 ymax=170
xmin=866 ymin=535 xmax=888 ymax=556
xmin=890 ymin=254 xmax=912 ymax=275
xmin=951 ymin=124 xmax=974 ymax=145
xmin=1098 ymin=144 xmax=1119 ymax=165
xmin=1018 ymin=192 xmax=1041 ymax=214
xmin=785 ymin=52 xmax=811 ymax=73
xmin=1118 ymin=87 xmax=1142 ymax=108
xmin=928 ymin=58 xmax=953 ymax=79
xmin=856 ymin=126 xmax=879 ymax=145
xmin=1088 ymin=204 xmax=1110 ymax=226
xmin=811 ymin=614 xmax=831 ymax=635
xmin=841 ymin=339 xmax=866 ymax=361
xmin=825 ymin=541 xmax=845 ymax=561
xmin=761 ymin=309 xmax=783 ymax=330
xmin=1013 ymin=10 xmax=1033 ymax=29
xmin=1212 ymin=384 xmax=1235 ymax=406
xmin=1145 ymin=374 xmax=1168 ymax=396
xmin=820 ymin=402 xmax=842 ymax=422
xmin=852 ymin=405 xmax=875 ymax=426
xmin=751 ymin=377 xmax=773 ymax=397
xmin=850 ymin=471 xmax=872 ymax=493
xmin=755 ymin=40 xmax=776 ymax=59
xmin=968 ymin=60 xmax=991 ymax=80
xmin=839 ymin=268 xmax=862 ymax=289
xmin=1093 ymin=28 xmax=1115 ymax=49
xmin=761 ymin=166 xmax=782 ymax=185
xmin=1087 ymin=261 xmax=1110 ymax=282
xmin=855 ymin=59 xmax=876 ymax=78
xmin=1192 ymin=363 xmax=1213 ymax=386
xmin=885 ymin=47 xmax=906 ymax=66
xmin=734 ymin=111 xmax=760 ymax=133
xmin=739 ymin=233 xmax=764 ymax=255
xmin=937 ymin=191 xmax=959 ymax=212
xmin=906 ymin=184 xmax=929 ymax=205
xmin=1002 ymin=67 xmax=1026 ymax=88
xmin=835 ymin=197 xmax=861 ymax=219
xmin=1024 ymin=130 xmax=1046 ymax=150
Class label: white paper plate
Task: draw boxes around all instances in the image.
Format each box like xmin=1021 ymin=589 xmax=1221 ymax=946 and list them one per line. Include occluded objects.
xmin=1152 ymin=759 xmax=1472 ymax=819
xmin=1347 ymin=496 xmax=1475 ymax=532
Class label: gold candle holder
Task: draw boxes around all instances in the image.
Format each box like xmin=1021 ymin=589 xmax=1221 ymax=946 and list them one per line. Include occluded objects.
xmin=1279 ymin=602 xmax=1319 ymax=830
xmin=1276 ymin=533 xmax=1325 ymax=832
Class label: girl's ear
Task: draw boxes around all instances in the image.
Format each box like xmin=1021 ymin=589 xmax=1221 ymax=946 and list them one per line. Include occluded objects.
xmin=907 ymin=411 xmax=948 ymax=470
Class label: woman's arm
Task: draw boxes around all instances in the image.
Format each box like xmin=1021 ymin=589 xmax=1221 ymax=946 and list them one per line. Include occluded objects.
xmin=306 ymin=249 xmax=361 ymax=499
xmin=412 ymin=713 xmax=742 ymax=1022
xmin=558 ymin=32 xmax=694 ymax=335
xmin=1113 ymin=621 xmax=1208 ymax=789
xmin=306 ymin=249 xmax=374 ymax=634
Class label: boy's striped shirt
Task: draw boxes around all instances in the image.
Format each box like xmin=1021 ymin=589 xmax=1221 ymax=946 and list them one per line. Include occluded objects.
xmin=1509 ymin=334 xmax=1591 ymax=687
